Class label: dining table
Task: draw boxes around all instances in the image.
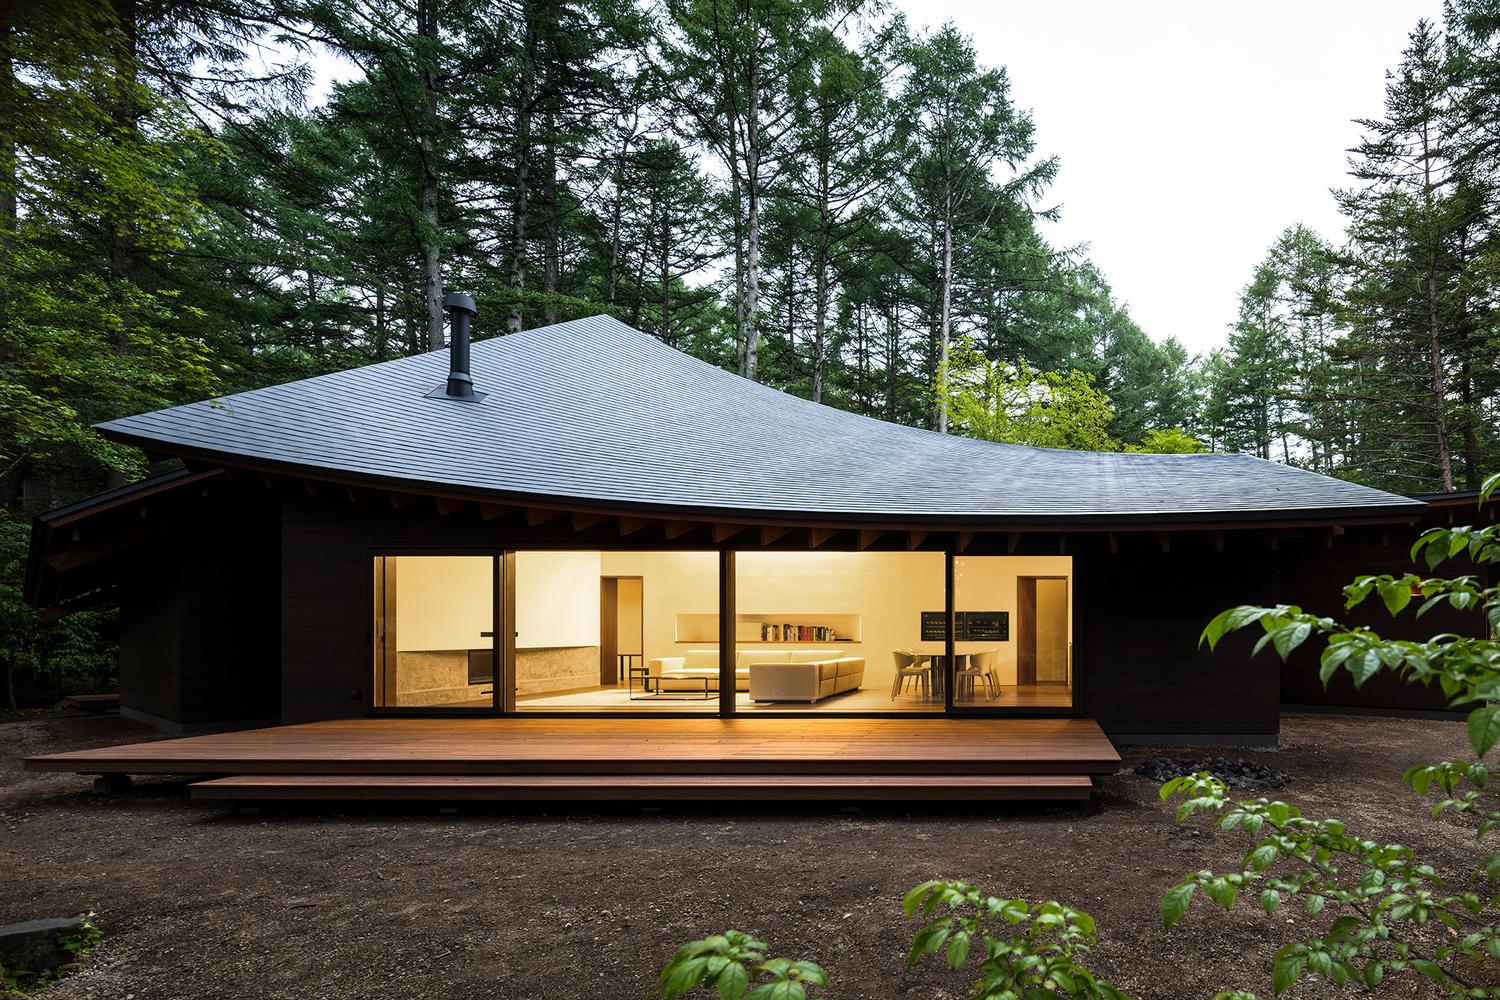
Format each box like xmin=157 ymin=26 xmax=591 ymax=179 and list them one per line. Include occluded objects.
xmin=908 ymin=643 xmax=1003 ymax=701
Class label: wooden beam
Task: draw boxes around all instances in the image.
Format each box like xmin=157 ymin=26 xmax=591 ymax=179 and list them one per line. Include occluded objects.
xmin=761 ymin=525 xmax=794 ymax=546
xmin=570 ymin=512 xmax=607 ymax=532
xmin=433 ymin=498 xmax=469 ymax=516
xmin=388 ymin=492 xmax=422 ymax=509
xmin=711 ymin=524 xmax=745 ymax=544
xmin=1209 ymin=530 xmax=1224 ymax=553
xmin=478 ymin=503 xmax=513 ymax=521
xmin=344 ymin=485 xmax=372 ymax=503
xmin=807 ymin=527 xmax=837 ymax=549
xmin=1107 ymin=532 xmax=1118 ymax=555
xmin=1262 ymin=529 xmax=1280 ymax=551
xmin=525 ymin=508 xmax=563 ymax=527
xmin=663 ymin=521 xmax=697 ymax=540
xmin=1057 ymin=533 xmax=1067 ymax=554
xmin=907 ymin=530 xmax=928 ymax=551
xmin=1006 ymin=532 xmax=1020 ymax=554
xmin=956 ymin=531 xmax=974 ymax=554
xmin=1155 ymin=531 xmax=1171 ymax=554
xmin=617 ymin=517 xmax=651 ymax=537
xmin=858 ymin=529 xmax=883 ymax=551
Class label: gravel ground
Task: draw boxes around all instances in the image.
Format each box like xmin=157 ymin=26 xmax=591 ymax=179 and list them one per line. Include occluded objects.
xmin=0 ymin=709 xmax=1485 ymax=999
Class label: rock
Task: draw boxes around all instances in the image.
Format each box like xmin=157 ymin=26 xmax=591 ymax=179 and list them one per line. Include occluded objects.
xmin=1134 ymin=756 xmax=1288 ymax=789
xmin=0 ymin=916 xmax=87 ymax=975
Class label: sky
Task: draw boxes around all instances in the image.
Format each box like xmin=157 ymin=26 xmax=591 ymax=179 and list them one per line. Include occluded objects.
xmin=891 ymin=0 xmax=1446 ymax=355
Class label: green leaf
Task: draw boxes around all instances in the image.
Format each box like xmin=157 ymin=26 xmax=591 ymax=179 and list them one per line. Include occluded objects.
xmin=1380 ymin=581 xmax=1412 ymax=616
xmin=1272 ymin=953 xmax=1305 ymax=994
xmin=1259 ymin=888 xmax=1281 ymax=914
xmin=1468 ymin=705 xmax=1500 ymax=758
xmin=1162 ymin=882 xmax=1196 ymax=929
xmin=716 ymin=962 xmax=749 ymax=1000
xmin=945 ymin=932 xmax=970 ymax=969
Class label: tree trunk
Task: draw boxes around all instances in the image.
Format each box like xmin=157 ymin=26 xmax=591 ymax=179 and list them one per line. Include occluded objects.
xmin=742 ymin=58 xmax=761 ymax=382
xmin=541 ymin=110 xmax=558 ymax=326
xmin=0 ymin=10 xmax=16 ymax=256
xmin=937 ymin=191 xmax=954 ymax=434
xmin=1426 ymin=270 xmax=1454 ymax=491
xmin=108 ymin=0 xmax=140 ymax=314
xmin=374 ymin=281 xmax=389 ymax=361
xmin=811 ymin=158 xmax=830 ymax=405
xmin=508 ymin=10 xmax=537 ymax=334
xmin=416 ymin=0 xmax=443 ymax=350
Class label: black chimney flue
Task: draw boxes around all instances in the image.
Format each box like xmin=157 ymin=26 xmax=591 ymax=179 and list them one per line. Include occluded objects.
xmin=429 ymin=292 xmax=486 ymax=401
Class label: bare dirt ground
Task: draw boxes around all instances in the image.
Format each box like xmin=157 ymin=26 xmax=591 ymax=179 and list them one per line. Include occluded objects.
xmin=0 ymin=709 xmax=1482 ymax=999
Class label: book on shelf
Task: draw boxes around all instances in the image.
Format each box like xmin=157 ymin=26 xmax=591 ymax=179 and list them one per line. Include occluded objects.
xmin=759 ymin=623 xmax=838 ymax=642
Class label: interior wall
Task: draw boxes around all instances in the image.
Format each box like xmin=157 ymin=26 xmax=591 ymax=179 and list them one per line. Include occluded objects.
xmin=955 ymin=556 xmax=1073 ymax=685
xmin=393 ymin=556 xmax=493 ymax=651
xmin=514 ymin=550 xmax=602 ymax=648
xmin=599 ymin=551 xmax=718 ymax=665
xmin=616 ymin=577 xmax=643 ymax=654
xmin=1036 ymin=578 xmax=1069 ymax=683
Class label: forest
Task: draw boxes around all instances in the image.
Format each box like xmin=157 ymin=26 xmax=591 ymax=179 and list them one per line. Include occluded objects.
xmin=1 ymin=0 xmax=1498 ymax=702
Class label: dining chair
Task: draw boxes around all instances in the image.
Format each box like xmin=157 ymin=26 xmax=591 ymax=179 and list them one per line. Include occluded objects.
xmin=956 ymin=651 xmax=999 ymax=702
xmin=890 ymin=650 xmax=931 ymax=701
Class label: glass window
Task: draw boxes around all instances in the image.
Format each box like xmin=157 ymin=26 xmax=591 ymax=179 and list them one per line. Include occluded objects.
xmin=952 ymin=556 xmax=1073 ymax=708
xmin=732 ymin=551 xmax=946 ymax=713
xmin=372 ymin=555 xmax=496 ymax=708
xmin=513 ymin=551 xmax=719 ymax=713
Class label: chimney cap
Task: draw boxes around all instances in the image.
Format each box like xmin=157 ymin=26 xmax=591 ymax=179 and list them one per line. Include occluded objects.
xmin=443 ymin=292 xmax=477 ymax=315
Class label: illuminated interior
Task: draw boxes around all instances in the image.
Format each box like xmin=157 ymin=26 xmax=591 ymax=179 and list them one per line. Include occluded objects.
xmin=371 ymin=550 xmax=1074 ymax=713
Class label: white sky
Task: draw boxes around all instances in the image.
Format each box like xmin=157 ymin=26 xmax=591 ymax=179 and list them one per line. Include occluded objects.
xmin=893 ymin=0 xmax=1445 ymax=354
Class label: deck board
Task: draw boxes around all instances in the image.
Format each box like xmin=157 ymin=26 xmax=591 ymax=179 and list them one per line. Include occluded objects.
xmin=190 ymin=773 xmax=1096 ymax=802
xmin=24 ymin=717 xmax=1120 ymax=777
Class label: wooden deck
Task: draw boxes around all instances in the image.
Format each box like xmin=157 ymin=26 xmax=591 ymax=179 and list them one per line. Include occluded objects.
xmin=26 ymin=717 xmax=1119 ymax=803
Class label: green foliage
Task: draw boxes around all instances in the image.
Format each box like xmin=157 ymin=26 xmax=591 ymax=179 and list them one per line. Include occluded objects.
xmin=1124 ymin=428 xmax=1207 ymax=454
xmin=655 ymin=931 xmax=826 ymax=1000
xmin=903 ymin=881 xmax=1128 ymax=1000
xmin=0 ymin=910 xmax=101 ymax=996
xmin=942 ymin=338 xmax=1117 ymax=450
xmin=1177 ymin=472 xmax=1500 ymax=996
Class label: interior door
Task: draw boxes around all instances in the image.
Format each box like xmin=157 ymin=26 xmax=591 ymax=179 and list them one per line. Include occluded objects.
xmin=600 ymin=578 xmax=620 ymax=684
xmin=1016 ymin=578 xmax=1038 ymax=686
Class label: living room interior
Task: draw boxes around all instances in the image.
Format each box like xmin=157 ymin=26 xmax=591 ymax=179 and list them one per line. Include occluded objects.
xmin=371 ymin=550 xmax=1073 ymax=714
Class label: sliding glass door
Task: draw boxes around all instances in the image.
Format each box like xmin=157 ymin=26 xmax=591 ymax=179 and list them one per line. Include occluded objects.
xmin=371 ymin=554 xmax=499 ymax=710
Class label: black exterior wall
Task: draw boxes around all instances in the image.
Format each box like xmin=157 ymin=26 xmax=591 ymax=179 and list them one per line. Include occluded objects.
xmin=101 ymin=484 xmax=1491 ymax=736
xmin=118 ymin=492 xmax=281 ymax=731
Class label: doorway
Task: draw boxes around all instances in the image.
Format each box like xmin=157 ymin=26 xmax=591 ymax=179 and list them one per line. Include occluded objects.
xmin=1017 ymin=576 xmax=1069 ymax=686
xmin=600 ymin=576 xmax=644 ymax=687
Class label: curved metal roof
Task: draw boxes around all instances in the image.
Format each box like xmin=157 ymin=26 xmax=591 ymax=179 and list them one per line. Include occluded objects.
xmin=96 ymin=315 xmax=1423 ymax=524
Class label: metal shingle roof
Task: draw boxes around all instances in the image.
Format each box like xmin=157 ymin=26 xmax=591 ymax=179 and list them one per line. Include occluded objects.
xmin=96 ymin=315 xmax=1423 ymax=523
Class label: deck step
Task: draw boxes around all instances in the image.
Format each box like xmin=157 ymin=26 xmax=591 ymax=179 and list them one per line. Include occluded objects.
xmin=190 ymin=773 xmax=1095 ymax=803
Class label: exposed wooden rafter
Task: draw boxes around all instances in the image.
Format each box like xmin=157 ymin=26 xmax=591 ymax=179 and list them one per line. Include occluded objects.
xmin=808 ymin=527 xmax=837 ymax=549
xmin=570 ymin=512 xmax=607 ymax=532
xmin=956 ymin=531 xmax=974 ymax=554
xmin=663 ymin=521 xmax=697 ymax=540
xmin=857 ymin=529 xmax=883 ymax=551
xmin=760 ymin=525 xmax=794 ymax=546
xmin=1107 ymin=532 xmax=1118 ymax=555
xmin=1156 ymin=531 xmax=1171 ymax=554
xmin=433 ymin=498 xmax=468 ymax=516
xmin=1006 ymin=532 xmax=1020 ymax=554
xmin=907 ymin=530 xmax=928 ymax=551
xmin=525 ymin=508 xmax=564 ymax=527
xmin=478 ymin=503 xmax=513 ymax=521
xmin=617 ymin=517 xmax=651 ymax=537
xmin=711 ymin=524 xmax=745 ymax=544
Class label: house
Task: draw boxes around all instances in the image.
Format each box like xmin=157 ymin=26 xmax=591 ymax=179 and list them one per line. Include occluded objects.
xmin=21 ymin=314 xmax=1489 ymax=801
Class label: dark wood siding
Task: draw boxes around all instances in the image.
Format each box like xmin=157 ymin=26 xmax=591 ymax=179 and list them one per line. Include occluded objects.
xmin=1072 ymin=534 xmax=1281 ymax=740
xmin=117 ymin=489 xmax=281 ymax=728
xmin=118 ymin=555 xmax=181 ymax=722
xmin=1277 ymin=524 xmax=1486 ymax=715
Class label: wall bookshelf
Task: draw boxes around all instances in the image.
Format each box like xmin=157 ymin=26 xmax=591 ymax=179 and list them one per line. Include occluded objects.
xmin=675 ymin=612 xmax=862 ymax=644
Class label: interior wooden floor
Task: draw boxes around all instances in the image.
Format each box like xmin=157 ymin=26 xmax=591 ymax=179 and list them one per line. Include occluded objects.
xmin=510 ymin=684 xmax=1073 ymax=713
xmin=26 ymin=717 xmax=1119 ymax=803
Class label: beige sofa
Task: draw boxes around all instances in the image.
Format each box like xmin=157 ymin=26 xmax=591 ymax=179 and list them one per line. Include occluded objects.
xmin=646 ymin=649 xmax=863 ymax=702
xmin=748 ymin=656 xmax=865 ymax=703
